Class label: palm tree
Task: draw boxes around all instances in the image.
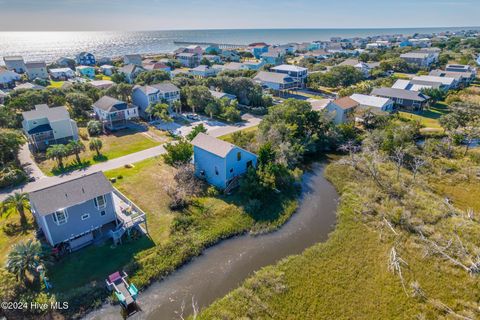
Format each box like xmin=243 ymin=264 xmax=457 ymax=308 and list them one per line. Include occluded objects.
xmin=68 ymin=140 xmax=85 ymax=163
xmin=173 ymin=100 xmax=182 ymax=114
xmin=46 ymin=144 xmax=69 ymax=168
xmin=89 ymin=138 xmax=103 ymax=157
xmin=1 ymin=192 xmax=30 ymax=226
xmin=146 ymin=103 xmax=172 ymax=122
xmin=6 ymin=240 xmax=46 ymax=285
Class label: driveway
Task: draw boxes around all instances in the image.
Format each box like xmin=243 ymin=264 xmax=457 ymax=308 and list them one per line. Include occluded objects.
xmin=0 ymin=114 xmax=262 ymax=201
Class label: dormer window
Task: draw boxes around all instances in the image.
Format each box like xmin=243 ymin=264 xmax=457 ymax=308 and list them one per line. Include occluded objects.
xmin=53 ymin=209 xmax=68 ymax=225
xmin=94 ymin=195 xmax=106 ymax=209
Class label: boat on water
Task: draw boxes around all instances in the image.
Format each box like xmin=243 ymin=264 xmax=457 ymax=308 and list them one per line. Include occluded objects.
xmin=106 ymin=271 xmax=139 ymax=316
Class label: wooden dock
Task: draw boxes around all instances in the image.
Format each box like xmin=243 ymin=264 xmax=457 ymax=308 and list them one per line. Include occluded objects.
xmin=173 ymin=41 xmax=248 ymax=49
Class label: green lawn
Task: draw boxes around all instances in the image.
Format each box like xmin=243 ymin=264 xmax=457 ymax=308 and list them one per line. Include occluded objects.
xmin=37 ymin=128 xmax=166 ymax=176
xmin=219 ymin=125 xmax=259 ymax=143
xmin=398 ymin=102 xmax=449 ymax=133
xmin=48 ymin=80 xmax=65 ymax=88
xmin=0 ymin=209 xmax=35 ymax=264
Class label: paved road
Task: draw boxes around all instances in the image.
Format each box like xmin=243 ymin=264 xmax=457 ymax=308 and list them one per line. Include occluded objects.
xmin=0 ymin=115 xmax=261 ymax=201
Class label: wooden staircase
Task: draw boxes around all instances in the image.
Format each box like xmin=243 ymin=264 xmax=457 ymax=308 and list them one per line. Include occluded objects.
xmin=224 ymin=176 xmax=241 ymax=195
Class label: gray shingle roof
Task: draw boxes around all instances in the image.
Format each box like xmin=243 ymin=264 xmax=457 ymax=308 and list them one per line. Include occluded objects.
xmin=29 ymin=172 xmax=113 ymax=216
xmin=150 ymin=82 xmax=180 ymax=93
xmin=371 ymin=88 xmax=429 ymax=102
xmin=254 ymin=71 xmax=293 ymax=84
xmin=22 ymin=105 xmax=70 ymax=122
xmin=191 ymin=133 xmax=235 ymax=158
xmin=93 ymin=96 xmax=127 ymax=112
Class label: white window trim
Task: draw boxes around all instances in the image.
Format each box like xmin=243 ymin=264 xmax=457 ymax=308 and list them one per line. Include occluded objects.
xmin=53 ymin=209 xmax=68 ymax=226
xmin=81 ymin=213 xmax=90 ymax=221
xmin=94 ymin=195 xmax=107 ymax=210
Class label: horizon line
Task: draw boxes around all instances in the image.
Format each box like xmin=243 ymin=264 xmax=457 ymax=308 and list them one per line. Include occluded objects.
xmin=1 ymin=26 xmax=479 ymax=33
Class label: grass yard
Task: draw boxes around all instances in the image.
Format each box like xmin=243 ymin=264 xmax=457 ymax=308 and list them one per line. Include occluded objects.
xmin=37 ymin=128 xmax=165 ymax=175
xmin=398 ymin=102 xmax=449 ymax=133
xmin=219 ymin=125 xmax=258 ymax=143
xmin=48 ymin=80 xmax=65 ymax=88
xmin=0 ymin=209 xmax=35 ymax=264
xmin=198 ymin=156 xmax=480 ymax=319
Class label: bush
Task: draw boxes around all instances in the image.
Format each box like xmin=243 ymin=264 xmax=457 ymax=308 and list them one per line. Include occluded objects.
xmin=0 ymin=166 xmax=27 ymax=188
xmin=87 ymin=120 xmax=102 ymax=136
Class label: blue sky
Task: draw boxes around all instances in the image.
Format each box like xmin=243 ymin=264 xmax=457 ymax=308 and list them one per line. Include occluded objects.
xmin=0 ymin=0 xmax=478 ymax=31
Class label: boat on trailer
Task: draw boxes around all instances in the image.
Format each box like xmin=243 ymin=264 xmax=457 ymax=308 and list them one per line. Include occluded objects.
xmin=106 ymin=271 xmax=139 ymax=315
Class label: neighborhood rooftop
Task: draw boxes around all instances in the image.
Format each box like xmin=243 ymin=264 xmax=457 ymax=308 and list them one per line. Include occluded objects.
xmin=191 ymin=133 xmax=237 ymax=158
xmin=29 ymin=172 xmax=113 ymax=216
xmin=22 ymin=104 xmax=70 ymax=122
xmin=372 ymin=87 xmax=430 ymax=101
xmin=93 ymin=96 xmax=129 ymax=112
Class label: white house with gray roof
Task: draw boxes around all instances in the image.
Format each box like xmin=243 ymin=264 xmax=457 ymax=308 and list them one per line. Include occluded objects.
xmin=132 ymin=82 xmax=180 ymax=118
xmin=350 ymin=94 xmax=394 ymax=112
xmin=22 ymin=104 xmax=79 ymax=151
xmin=0 ymin=68 xmax=21 ymax=89
xmin=93 ymin=96 xmax=138 ymax=130
xmin=118 ymin=64 xmax=145 ymax=83
xmin=192 ymin=133 xmax=257 ymax=190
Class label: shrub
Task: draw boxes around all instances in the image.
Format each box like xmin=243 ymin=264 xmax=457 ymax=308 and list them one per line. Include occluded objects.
xmin=206 ymin=186 xmax=220 ymax=197
xmin=87 ymin=120 xmax=102 ymax=136
xmin=0 ymin=166 xmax=27 ymax=188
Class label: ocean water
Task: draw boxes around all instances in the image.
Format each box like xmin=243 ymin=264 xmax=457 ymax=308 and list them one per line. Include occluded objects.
xmin=0 ymin=27 xmax=476 ymax=64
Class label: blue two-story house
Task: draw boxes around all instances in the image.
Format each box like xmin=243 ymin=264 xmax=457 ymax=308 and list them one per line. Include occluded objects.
xmin=191 ymin=133 xmax=257 ymax=190
xmin=75 ymin=52 xmax=96 ymax=66
xmin=132 ymin=82 xmax=180 ymax=119
xmin=29 ymin=172 xmax=118 ymax=250
xmin=29 ymin=172 xmax=147 ymax=251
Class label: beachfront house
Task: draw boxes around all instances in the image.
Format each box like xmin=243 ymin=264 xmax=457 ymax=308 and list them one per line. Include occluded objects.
xmin=49 ymin=68 xmax=75 ymax=80
xmin=271 ymin=64 xmax=308 ymax=88
xmin=28 ymin=172 xmax=146 ymax=250
xmin=76 ymin=66 xmax=96 ymax=78
xmin=350 ymin=94 xmax=395 ymax=113
xmin=176 ymin=52 xmax=201 ymax=68
xmin=202 ymin=54 xmax=222 ymax=64
xmin=76 ymin=52 xmax=96 ymax=66
xmin=3 ymin=56 xmax=26 ymax=73
xmin=254 ymin=71 xmax=298 ymax=93
xmin=93 ymin=96 xmax=138 ymax=130
xmin=191 ymin=133 xmax=258 ymax=190
xmin=118 ymin=64 xmax=145 ymax=83
xmin=22 ymin=104 xmax=79 ymax=151
xmin=124 ymin=54 xmax=142 ymax=66
xmin=0 ymin=68 xmax=21 ymax=89
xmin=372 ymin=87 xmax=430 ymax=110
xmin=25 ymin=61 xmax=48 ymax=80
xmin=132 ymin=82 xmax=181 ymax=118
xmin=325 ymin=97 xmax=359 ymax=124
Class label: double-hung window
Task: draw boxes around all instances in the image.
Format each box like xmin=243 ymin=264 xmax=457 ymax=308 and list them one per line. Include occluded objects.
xmin=53 ymin=209 xmax=68 ymax=225
xmin=94 ymin=195 xmax=106 ymax=209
